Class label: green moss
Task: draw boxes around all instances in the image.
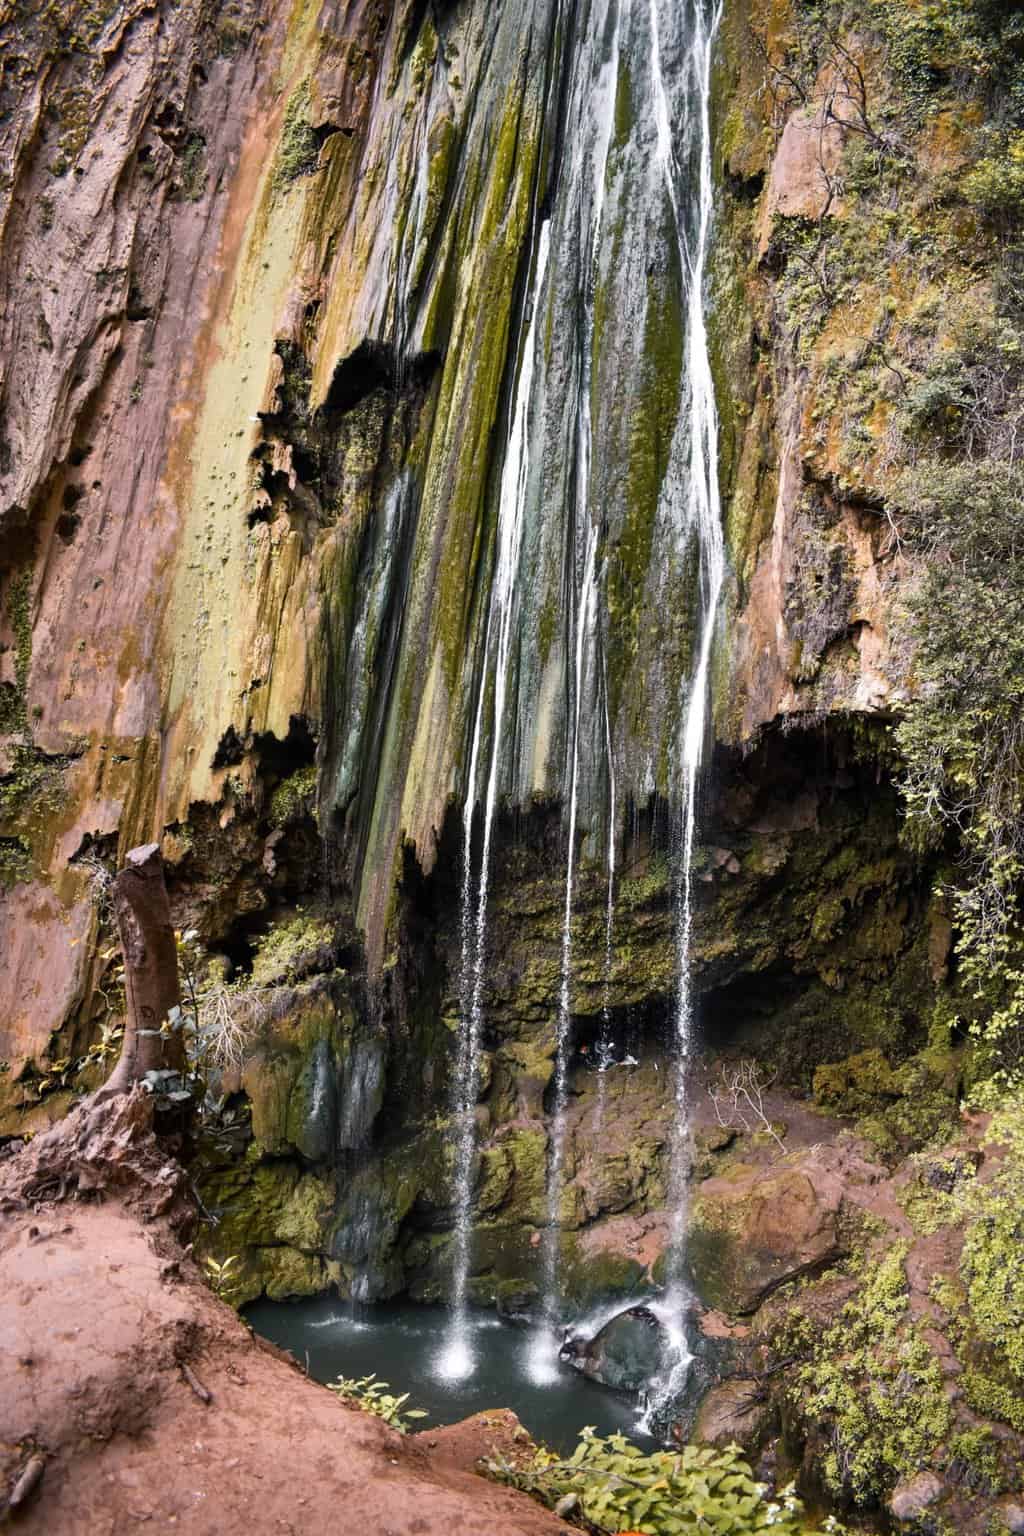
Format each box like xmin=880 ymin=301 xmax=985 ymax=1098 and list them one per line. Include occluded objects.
xmin=613 ymin=54 xmax=634 ymax=149
xmin=273 ymin=81 xmax=319 ymax=191
xmin=261 ymin=1245 xmax=326 ymax=1301
xmin=0 ymin=835 xmax=30 ymax=888
xmin=197 ymin=1153 xmax=334 ymax=1304
xmin=268 ymin=763 xmax=317 ymax=827
xmin=250 ymin=910 xmax=336 ymax=987
xmin=794 ymin=1244 xmax=953 ymax=1503
xmin=813 ymin=1048 xmax=901 ymax=1110
xmin=0 ymin=744 xmax=67 ymax=828
xmin=428 ymin=86 xmax=542 ymax=700
xmin=605 ymin=268 xmax=685 ymax=725
xmin=177 ymin=133 xmax=207 ymax=201
xmin=963 ymin=1371 xmax=1024 ymax=1435
xmin=407 ymin=16 xmax=438 ymax=92
xmin=560 ymin=1245 xmax=646 ymax=1311
xmin=959 ymin=1108 xmax=1024 ymax=1378
xmin=0 ymin=570 xmax=32 ymax=735
xmin=947 ymin=1427 xmax=1005 ymax=1495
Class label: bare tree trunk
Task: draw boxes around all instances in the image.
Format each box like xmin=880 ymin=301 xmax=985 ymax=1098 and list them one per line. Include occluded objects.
xmin=100 ymin=843 xmax=185 ymax=1098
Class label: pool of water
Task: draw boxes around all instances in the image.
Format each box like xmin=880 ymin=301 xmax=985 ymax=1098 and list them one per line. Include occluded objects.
xmin=244 ymin=1296 xmax=657 ymax=1455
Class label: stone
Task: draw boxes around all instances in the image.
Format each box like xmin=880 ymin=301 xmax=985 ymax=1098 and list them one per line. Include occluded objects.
xmin=261 ymin=1246 xmax=326 ymax=1301
xmin=561 ymin=1305 xmax=669 ymax=1397
xmin=688 ymin=1156 xmax=844 ymax=1314
xmin=289 ymin=1037 xmax=338 ymax=1163
xmin=888 ymin=1472 xmax=944 ymax=1525
xmin=997 ymin=1502 xmax=1024 ymax=1535
xmin=692 ymin=1379 xmax=777 ymax=1455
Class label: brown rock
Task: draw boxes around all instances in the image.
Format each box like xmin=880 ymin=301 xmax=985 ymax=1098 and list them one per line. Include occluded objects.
xmin=997 ymin=1501 xmax=1024 ymax=1535
xmin=889 ymin=1471 xmax=944 ymax=1525
xmin=692 ymin=1379 xmax=777 ymax=1455
xmin=757 ymin=107 xmax=845 ymax=251
xmin=688 ymin=1155 xmax=844 ymax=1314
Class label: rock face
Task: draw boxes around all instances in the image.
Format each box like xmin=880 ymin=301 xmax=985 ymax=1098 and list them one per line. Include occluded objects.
xmin=687 ymin=1156 xmax=845 ymax=1314
xmin=6 ymin=0 xmax=1024 ymax=1530
xmin=692 ymin=1379 xmax=777 ymax=1457
xmin=889 ymin=1473 xmax=945 ymax=1524
xmin=0 ymin=0 xmax=942 ymax=1095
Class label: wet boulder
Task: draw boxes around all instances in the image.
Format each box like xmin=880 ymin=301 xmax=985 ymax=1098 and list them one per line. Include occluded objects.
xmin=692 ymin=1378 xmax=778 ymax=1457
xmin=561 ymin=1305 xmax=669 ymax=1396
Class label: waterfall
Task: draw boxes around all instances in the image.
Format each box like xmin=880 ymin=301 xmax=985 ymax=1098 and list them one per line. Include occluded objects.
xmin=530 ymin=520 xmax=600 ymax=1384
xmin=654 ymin=0 xmax=726 ymax=1412
xmin=436 ymin=0 xmax=723 ymax=1389
xmin=665 ymin=0 xmax=725 ymax=1280
xmin=594 ymin=664 xmax=618 ymax=1138
xmin=528 ymin=0 xmax=624 ymax=1380
xmin=439 ymin=222 xmax=552 ymax=1382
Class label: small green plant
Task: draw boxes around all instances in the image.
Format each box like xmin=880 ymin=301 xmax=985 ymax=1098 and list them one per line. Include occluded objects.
xmin=203 ymin=1253 xmax=240 ymax=1296
xmin=327 ymin=1373 xmax=428 ymax=1433
xmin=487 ymin=1428 xmax=839 ymax=1534
xmin=793 ymin=1245 xmax=952 ymax=1503
xmin=177 ymin=133 xmax=208 ymax=201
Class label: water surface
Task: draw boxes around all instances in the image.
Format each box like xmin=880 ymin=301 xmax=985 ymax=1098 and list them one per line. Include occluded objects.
xmin=245 ymin=1297 xmax=656 ymax=1456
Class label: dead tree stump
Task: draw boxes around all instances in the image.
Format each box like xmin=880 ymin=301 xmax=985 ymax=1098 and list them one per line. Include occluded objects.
xmin=100 ymin=843 xmax=185 ymax=1098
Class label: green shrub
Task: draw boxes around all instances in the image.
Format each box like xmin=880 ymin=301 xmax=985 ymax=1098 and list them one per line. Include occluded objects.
xmin=965 ymin=132 xmax=1024 ymax=221
xmin=327 ymin=1373 xmax=428 ymax=1432
xmin=794 ymin=1246 xmax=952 ymax=1502
xmin=487 ymin=1428 xmax=843 ymax=1534
xmin=893 ymin=462 xmax=1024 ymax=962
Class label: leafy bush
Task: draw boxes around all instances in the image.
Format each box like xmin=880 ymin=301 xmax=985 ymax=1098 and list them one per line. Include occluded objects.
xmin=793 ymin=1246 xmax=952 ymax=1503
xmin=486 ymin=1429 xmax=843 ymax=1534
xmin=965 ymin=132 xmax=1024 ymax=222
xmin=893 ymin=462 xmax=1024 ymax=969
xmin=327 ymin=1373 xmax=428 ymax=1433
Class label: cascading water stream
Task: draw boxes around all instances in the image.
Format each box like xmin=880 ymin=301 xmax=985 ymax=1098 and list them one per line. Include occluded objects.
xmin=528 ymin=0 xmax=623 ymax=1380
xmin=433 ymin=0 xmax=724 ymax=1405
xmin=647 ymin=0 xmax=726 ymax=1419
xmin=438 ymin=222 xmax=552 ymax=1382
xmin=665 ymin=0 xmax=726 ymax=1284
xmin=530 ymin=520 xmax=600 ymax=1384
xmin=593 ymin=667 xmax=618 ymax=1138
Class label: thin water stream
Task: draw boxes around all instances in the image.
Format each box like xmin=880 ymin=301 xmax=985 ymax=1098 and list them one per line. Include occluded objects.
xmin=663 ymin=0 xmax=726 ymax=1299
xmin=442 ymin=222 xmax=553 ymax=1381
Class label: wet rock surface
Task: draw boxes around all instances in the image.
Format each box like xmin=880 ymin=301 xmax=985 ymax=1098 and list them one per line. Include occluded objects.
xmin=561 ymin=1306 xmax=670 ymax=1397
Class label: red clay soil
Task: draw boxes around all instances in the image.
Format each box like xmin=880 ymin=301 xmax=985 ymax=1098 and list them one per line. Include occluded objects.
xmin=0 ymin=1096 xmax=568 ymax=1535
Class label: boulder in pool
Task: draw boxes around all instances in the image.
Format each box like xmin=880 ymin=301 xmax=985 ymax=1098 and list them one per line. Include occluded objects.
xmin=561 ymin=1305 xmax=668 ymax=1395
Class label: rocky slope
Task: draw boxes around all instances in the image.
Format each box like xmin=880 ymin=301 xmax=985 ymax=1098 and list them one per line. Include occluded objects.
xmin=0 ymin=1092 xmax=570 ymax=1535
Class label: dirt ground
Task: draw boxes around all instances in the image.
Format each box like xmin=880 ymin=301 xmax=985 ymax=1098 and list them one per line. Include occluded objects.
xmin=0 ymin=1095 xmax=568 ymax=1535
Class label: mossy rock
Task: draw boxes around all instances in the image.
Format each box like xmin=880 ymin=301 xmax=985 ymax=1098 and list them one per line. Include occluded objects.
xmin=240 ymin=982 xmax=361 ymax=1159
xmin=560 ymin=1243 xmax=647 ymax=1312
xmin=688 ymin=1158 xmax=845 ymax=1315
xmin=493 ymin=1125 xmax=549 ymax=1227
xmin=814 ymin=1045 xmax=960 ymax=1159
xmin=260 ymin=1245 xmax=326 ymax=1300
xmin=197 ymin=1159 xmax=334 ymax=1303
xmin=250 ymin=910 xmax=337 ymax=988
xmin=814 ymin=1048 xmax=902 ymax=1111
